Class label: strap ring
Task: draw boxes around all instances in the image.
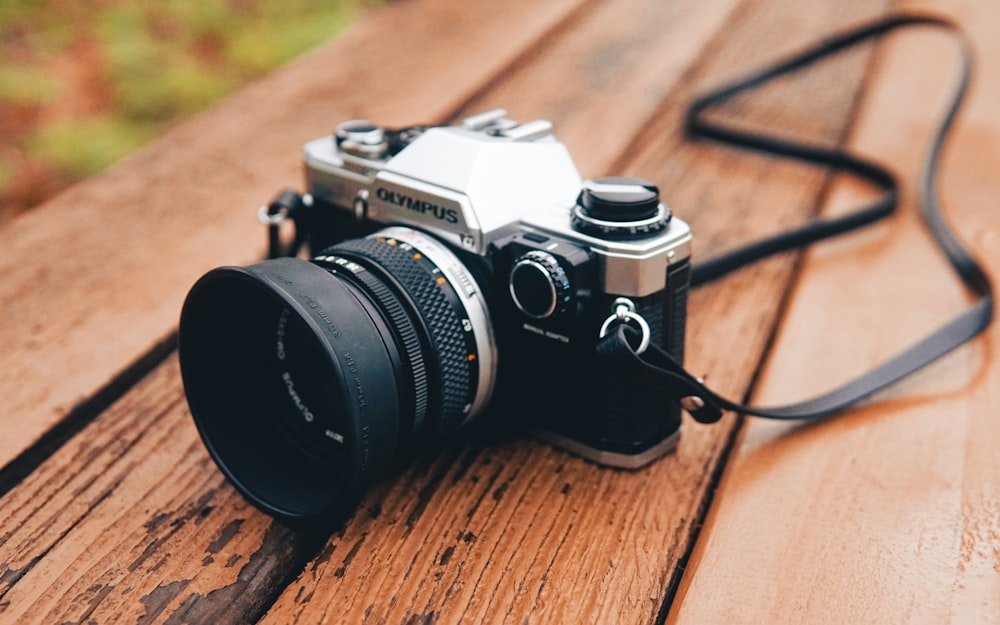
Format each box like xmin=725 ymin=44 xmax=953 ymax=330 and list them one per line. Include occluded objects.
xmin=599 ymin=297 xmax=651 ymax=354
xmin=257 ymin=204 xmax=287 ymax=226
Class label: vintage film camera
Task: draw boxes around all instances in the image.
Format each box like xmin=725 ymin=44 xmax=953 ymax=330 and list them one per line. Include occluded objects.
xmin=178 ymin=109 xmax=693 ymax=522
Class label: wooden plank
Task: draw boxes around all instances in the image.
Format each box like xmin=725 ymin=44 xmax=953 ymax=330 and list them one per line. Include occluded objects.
xmin=0 ymin=355 xmax=320 ymax=624
xmin=0 ymin=0 xmax=891 ymax=623
xmin=0 ymin=0 xmax=589 ymax=473
xmin=451 ymin=0 xmax=743 ymax=177
xmin=668 ymin=0 xmax=1000 ymax=623
xmin=0 ymin=0 xmax=750 ymax=621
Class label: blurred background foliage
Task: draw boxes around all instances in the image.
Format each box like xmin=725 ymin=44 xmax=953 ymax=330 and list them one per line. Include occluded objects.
xmin=0 ymin=0 xmax=383 ymax=223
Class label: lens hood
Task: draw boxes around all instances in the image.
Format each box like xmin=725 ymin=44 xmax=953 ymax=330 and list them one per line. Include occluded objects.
xmin=179 ymin=257 xmax=403 ymax=522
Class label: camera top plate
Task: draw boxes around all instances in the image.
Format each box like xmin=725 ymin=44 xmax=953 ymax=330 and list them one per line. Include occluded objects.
xmin=304 ymin=111 xmax=583 ymax=255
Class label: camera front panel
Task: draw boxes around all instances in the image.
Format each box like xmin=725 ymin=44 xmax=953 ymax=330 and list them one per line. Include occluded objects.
xmin=491 ymin=227 xmax=690 ymax=468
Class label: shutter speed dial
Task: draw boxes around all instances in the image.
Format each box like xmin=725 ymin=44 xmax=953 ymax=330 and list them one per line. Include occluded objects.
xmin=509 ymin=250 xmax=571 ymax=319
xmin=571 ymin=176 xmax=670 ymax=239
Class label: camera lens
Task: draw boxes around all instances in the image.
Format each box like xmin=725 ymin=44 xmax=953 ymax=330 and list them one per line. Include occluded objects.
xmin=178 ymin=227 xmax=496 ymax=522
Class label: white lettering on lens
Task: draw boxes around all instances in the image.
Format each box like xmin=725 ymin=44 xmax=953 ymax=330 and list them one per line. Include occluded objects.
xmin=360 ymin=425 xmax=370 ymax=472
xmin=276 ymin=310 xmax=288 ymax=360
xmin=344 ymin=353 xmax=367 ymax=411
xmin=325 ymin=430 xmax=344 ymax=443
xmin=355 ymin=375 xmax=366 ymax=411
xmin=282 ymin=371 xmax=314 ymax=422
xmin=298 ymin=293 xmax=342 ymax=337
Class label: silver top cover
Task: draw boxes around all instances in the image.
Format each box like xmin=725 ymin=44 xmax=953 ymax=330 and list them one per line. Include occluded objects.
xmin=305 ymin=114 xmax=582 ymax=255
xmin=303 ymin=111 xmax=692 ymax=296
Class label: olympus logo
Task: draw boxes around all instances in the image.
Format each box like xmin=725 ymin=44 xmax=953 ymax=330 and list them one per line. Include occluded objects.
xmin=376 ymin=187 xmax=459 ymax=224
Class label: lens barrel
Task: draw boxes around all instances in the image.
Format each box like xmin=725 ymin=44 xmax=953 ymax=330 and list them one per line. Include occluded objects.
xmin=179 ymin=227 xmax=495 ymax=522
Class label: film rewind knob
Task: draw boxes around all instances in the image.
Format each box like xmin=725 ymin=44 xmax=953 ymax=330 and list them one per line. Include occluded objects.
xmin=571 ymin=177 xmax=670 ymax=238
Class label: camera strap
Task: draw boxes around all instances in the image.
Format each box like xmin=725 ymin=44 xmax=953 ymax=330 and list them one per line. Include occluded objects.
xmin=598 ymin=12 xmax=994 ymax=424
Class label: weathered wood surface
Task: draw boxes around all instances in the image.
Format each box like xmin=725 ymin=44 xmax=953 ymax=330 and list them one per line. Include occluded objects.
xmin=669 ymin=0 xmax=1000 ymax=622
xmin=0 ymin=0 xmax=995 ymax=623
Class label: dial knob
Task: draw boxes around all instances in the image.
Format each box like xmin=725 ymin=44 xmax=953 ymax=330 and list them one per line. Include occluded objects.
xmin=508 ymin=251 xmax=571 ymax=319
xmin=335 ymin=120 xmax=389 ymax=158
xmin=571 ymin=176 xmax=670 ymax=239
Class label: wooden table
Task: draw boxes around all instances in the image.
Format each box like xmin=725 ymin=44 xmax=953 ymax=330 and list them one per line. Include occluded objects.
xmin=2 ymin=0 xmax=997 ymax=623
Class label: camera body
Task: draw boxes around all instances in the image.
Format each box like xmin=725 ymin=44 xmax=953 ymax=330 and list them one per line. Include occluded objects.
xmin=298 ymin=109 xmax=692 ymax=468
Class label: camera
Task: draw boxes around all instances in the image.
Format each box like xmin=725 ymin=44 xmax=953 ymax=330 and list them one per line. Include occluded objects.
xmin=178 ymin=109 xmax=693 ymax=522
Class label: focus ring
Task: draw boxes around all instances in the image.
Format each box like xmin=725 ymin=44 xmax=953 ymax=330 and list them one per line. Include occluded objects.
xmin=312 ymin=254 xmax=429 ymax=435
xmin=332 ymin=237 xmax=475 ymax=431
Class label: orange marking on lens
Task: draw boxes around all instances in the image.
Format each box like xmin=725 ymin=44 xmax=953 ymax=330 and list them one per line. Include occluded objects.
xmin=413 ymin=253 xmax=422 ymax=259
xmin=436 ymin=276 xmax=446 ymax=284
xmin=468 ymin=354 xmax=476 ymax=361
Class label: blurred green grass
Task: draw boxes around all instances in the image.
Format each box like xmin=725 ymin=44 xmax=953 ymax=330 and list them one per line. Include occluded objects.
xmin=0 ymin=0 xmax=382 ymax=217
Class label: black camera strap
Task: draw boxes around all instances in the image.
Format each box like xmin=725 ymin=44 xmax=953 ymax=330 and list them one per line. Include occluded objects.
xmin=599 ymin=12 xmax=994 ymax=424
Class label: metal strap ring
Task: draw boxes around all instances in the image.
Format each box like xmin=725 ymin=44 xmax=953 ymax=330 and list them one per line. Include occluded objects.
xmin=599 ymin=308 xmax=651 ymax=354
xmin=257 ymin=205 xmax=287 ymax=226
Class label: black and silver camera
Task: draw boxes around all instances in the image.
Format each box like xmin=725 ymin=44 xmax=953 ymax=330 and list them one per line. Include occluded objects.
xmin=178 ymin=109 xmax=692 ymax=522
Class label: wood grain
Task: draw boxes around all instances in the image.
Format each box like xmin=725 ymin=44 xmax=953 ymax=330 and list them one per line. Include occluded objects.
xmin=0 ymin=355 xmax=320 ymax=624
xmin=0 ymin=0 xmax=589 ymax=474
xmin=668 ymin=0 xmax=1000 ymax=623
xmin=450 ymin=0 xmax=743 ymax=178
xmin=2 ymin=0 xmax=956 ymax=623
